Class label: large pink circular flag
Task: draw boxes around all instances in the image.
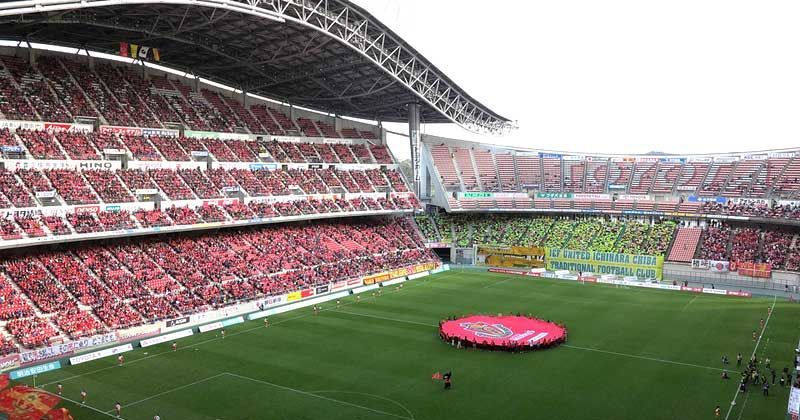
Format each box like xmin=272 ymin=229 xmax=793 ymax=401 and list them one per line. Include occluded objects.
xmin=440 ymin=315 xmax=566 ymax=349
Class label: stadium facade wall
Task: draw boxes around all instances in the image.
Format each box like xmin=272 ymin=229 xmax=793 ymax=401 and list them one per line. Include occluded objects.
xmin=663 ymin=262 xmax=800 ymax=289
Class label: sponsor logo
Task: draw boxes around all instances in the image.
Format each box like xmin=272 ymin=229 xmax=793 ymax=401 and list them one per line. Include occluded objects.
xmin=0 ymin=355 xmax=19 ymax=371
xmin=116 ymin=325 xmax=160 ymax=342
xmin=69 ymin=344 xmax=133 ymax=365
xmin=262 ymin=296 xmax=283 ymax=306
xmin=44 ymin=123 xmax=82 ymax=132
xmin=10 ymin=361 xmax=61 ymax=380
xmin=315 ymin=285 xmax=330 ymax=294
xmin=19 ymin=333 xmax=117 ymax=365
xmin=140 ymin=329 xmax=193 ymax=348
xmin=198 ymin=322 xmax=224 ymax=333
xmin=0 ymin=120 xmax=45 ymax=131
xmin=539 ymin=153 xmax=562 ymax=159
xmin=142 ymin=128 xmax=179 ymax=137
xmin=488 ymin=268 xmax=527 ymax=276
xmin=78 ymin=162 xmax=115 ymax=170
xmin=35 ymin=191 xmax=56 ymax=199
xmin=74 ymin=206 xmax=100 ymax=215
xmin=99 ymin=126 xmax=143 ymax=136
xmin=459 ymin=322 xmax=513 ymax=339
xmin=166 ymin=316 xmax=190 ymax=328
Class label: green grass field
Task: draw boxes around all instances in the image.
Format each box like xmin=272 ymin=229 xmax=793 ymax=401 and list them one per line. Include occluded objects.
xmin=16 ymin=270 xmax=800 ymax=420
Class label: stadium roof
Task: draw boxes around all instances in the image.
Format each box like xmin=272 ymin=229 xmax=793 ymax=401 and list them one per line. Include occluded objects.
xmin=0 ymin=0 xmax=513 ymax=133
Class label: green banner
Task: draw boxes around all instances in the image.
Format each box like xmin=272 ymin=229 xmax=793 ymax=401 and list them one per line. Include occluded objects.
xmin=545 ymin=248 xmax=663 ymax=280
xmin=536 ymin=192 xmax=573 ymax=199
xmin=184 ymin=130 xmax=220 ymax=139
xmin=184 ymin=130 xmax=251 ymax=141
xmin=458 ymin=192 xmax=492 ymax=198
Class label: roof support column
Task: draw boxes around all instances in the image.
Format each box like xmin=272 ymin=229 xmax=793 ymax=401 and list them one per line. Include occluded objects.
xmin=408 ymin=102 xmax=421 ymax=197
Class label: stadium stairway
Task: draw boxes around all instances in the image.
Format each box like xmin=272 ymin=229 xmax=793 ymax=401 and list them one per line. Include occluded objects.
xmin=667 ymin=227 xmax=702 ymax=262
xmin=663 ymin=226 xmax=679 ymax=260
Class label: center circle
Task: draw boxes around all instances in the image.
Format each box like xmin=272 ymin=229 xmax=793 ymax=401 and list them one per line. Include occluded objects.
xmin=439 ymin=315 xmax=567 ymax=351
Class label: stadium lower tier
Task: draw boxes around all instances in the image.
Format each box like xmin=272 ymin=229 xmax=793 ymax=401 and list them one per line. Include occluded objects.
xmin=0 ymin=217 xmax=437 ymax=352
xmin=416 ymin=213 xmax=800 ymax=271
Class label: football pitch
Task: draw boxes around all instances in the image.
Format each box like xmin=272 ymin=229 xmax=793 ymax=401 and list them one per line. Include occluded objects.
xmin=17 ymin=270 xmax=800 ymax=420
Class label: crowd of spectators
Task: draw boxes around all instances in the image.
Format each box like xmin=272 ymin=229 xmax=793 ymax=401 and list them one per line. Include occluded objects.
xmin=698 ymin=223 xmax=730 ymax=261
xmin=701 ymin=200 xmax=800 ymax=220
xmin=426 ymin=214 xmax=678 ymax=257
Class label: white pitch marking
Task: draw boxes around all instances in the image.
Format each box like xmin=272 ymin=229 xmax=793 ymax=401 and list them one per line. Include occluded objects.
xmin=681 ymin=294 xmax=700 ymax=311
xmin=724 ymin=295 xmax=776 ymax=420
xmin=562 ymin=344 xmax=726 ymax=372
xmin=39 ymin=273 xmax=447 ymax=388
xmin=108 ymin=372 xmax=227 ymax=411
xmin=37 ymin=388 xmax=122 ymax=419
xmin=330 ymin=307 xmax=727 ymax=373
xmin=225 ymin=372 xmax=412 ymax=420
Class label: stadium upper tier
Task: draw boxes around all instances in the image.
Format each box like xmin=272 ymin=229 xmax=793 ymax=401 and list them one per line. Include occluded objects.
xmin=0 ymin=53 xmax=378 ymax=139
xmin=0 ymin=1 xmax=512 ymax=132
xmin=422 ymin=138 xmax=800 ymax=222
xmin=0 ymin=120 xmax=420 ymax=247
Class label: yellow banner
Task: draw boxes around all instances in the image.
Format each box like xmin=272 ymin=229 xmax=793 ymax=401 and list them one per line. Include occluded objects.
xmin=419 ymin=262 xmax=438 ymax=272
xmin=487 ymin=255 xmax=545 ymax=268
xmin=286 ymin=291 xmax=301 ymax=302
xmin=510 ymin=246 xmax=546 ymax=257
xmin=545 ymin=248 xmax=664 ymax=280
xmin=389 ymin=267 xmax=409 ymax=279
xmin=478 ymin=246 xmax=545 ymax=257
xmin=363 ymin=263 xmax=439 ymax=285
xmin=363 ymin=272 xmax=390 ymax=285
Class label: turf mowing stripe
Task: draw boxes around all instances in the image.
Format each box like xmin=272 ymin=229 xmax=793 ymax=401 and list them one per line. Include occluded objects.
xmin=328 ymin=310 xmax=438 ymax=328
xmin=39 ymin=273 xmax=446 ymax=389
xmin=724 ymin=295 xmax=776 ymax=420
xmin=109 ymin=372 xmax=227 ymax=412
xmin=224 ymin=372 xmax=414 ymax=420
xmin=327 ymin=307 xmax=728 ymax=373
xmin=561 ymin=344 xmax=727 ymax=372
